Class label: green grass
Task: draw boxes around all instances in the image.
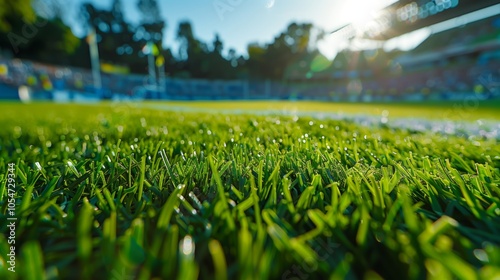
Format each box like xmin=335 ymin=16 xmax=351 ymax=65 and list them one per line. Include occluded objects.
xmin=142 ymin=100 xmax=500 ymax=121
xmin=0 ymin=102 xmax=499 ymax=280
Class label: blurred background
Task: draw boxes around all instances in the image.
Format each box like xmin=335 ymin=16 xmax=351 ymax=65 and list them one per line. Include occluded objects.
xmin=0 ymin=0 xmax=499 ymax=102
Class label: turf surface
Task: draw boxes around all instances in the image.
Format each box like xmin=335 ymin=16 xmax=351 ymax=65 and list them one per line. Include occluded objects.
xmin=0 ymin=102 xmax=499 ymax=279
xmin=142 ymin=100 xmax=500 ymax=120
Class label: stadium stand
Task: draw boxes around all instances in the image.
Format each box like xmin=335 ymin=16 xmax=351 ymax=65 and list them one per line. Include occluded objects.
xmin=0 ymin=13 xmax=499 ymax=102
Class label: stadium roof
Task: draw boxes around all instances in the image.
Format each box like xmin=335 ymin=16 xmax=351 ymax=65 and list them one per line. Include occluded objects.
xmin=347 ymin=0 xmax=500 ymax=41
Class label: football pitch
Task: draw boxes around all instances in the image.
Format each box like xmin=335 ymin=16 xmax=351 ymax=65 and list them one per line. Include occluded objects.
xmin=0 ymin=101 xmax=499 ymax=279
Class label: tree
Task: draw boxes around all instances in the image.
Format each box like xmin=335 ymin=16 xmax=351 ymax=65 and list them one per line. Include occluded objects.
xmin=213 ymin=34 xmax=223 ymax=55
xmin=175 ymin=21 xmax=207 ymax=77
xmin=137 ymin=0 xmax=162 ymax=23
xmin=205 ymin=33 xmax=235 ymax=79
xmin=32 ymin=0 xmax=64 ymax=21
xmin=136 ymin=0 xmax=165 ymax=46
xmin=174 ymin=22 xmax=236 ymax=79
xmin=111 ymin=0 xmax=124 ymax=23
xmin=176 ymin=21 xmax=196 ymax=60
xmin=80 ymin=2 xmax=146 ymax=72
xmin=26 ymin=19 xmax=80 ymax=64
xmin=0 ymin=0 xmax=80 ymax=64
xmin=0 ymin=0 xmax=35 ymax=32
xmin=245 ymin=22 xmax=315 ymax=80
xmin=246 ymin=43 xmax=267 ymax=79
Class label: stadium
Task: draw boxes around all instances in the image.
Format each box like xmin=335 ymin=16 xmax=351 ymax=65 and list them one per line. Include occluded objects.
xmin=0 ymin=0 xmax=499 ymax=279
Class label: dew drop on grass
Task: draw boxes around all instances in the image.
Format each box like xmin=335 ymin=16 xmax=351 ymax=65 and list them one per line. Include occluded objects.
xmin=35 ymin=162 xmax=42 ymax=171
xmin=181 ymin=236 xmax=194 ymax=255
xmin=473 ymin=249 xmax=489 ymax=262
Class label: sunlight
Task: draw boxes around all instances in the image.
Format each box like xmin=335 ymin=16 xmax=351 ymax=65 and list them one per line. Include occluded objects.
xmin=331 ymin=0 xmax=398 ymax=38
xmin=340 ymin=0 xmax=387 ymax=26
xmin=320 ymin=0 xmax=395 ymax=57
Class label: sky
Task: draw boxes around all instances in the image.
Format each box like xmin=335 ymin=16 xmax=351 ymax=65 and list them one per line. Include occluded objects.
xmin=53 ymin=0 xmax=499 ymax=60
xmin=58 ymin=0 xmax=398 ymax=59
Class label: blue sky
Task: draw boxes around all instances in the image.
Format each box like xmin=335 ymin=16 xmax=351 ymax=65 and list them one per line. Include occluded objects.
xmin=56 ymin=0 xmax=499 ymax=59
xmin=60 ymin=0 xmax=397 ymax=59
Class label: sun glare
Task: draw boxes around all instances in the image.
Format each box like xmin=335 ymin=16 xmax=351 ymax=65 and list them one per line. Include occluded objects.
xmin=341 ymin=0 xmax=388 ymax=26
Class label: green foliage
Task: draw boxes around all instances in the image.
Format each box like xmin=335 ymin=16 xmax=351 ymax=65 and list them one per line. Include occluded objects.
xmin=78 ymin=1 xmax=167 ymax=74
xmin=0 ymin=0 xmax=324 ymax=79
xmin=0 ymin=0 xmax=35 ymax=32
xmin=0 ymin=14 xmax=80 ymax=65
xmin=34 ymin=18 xmax=80 ymax=56
xmin=0 ymin=102 xmax=499 ymax=279
xmin=174 ymin=21 xmax=236 ymax=79
xmin=247 ymin=23 xmax=316 ymax=80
